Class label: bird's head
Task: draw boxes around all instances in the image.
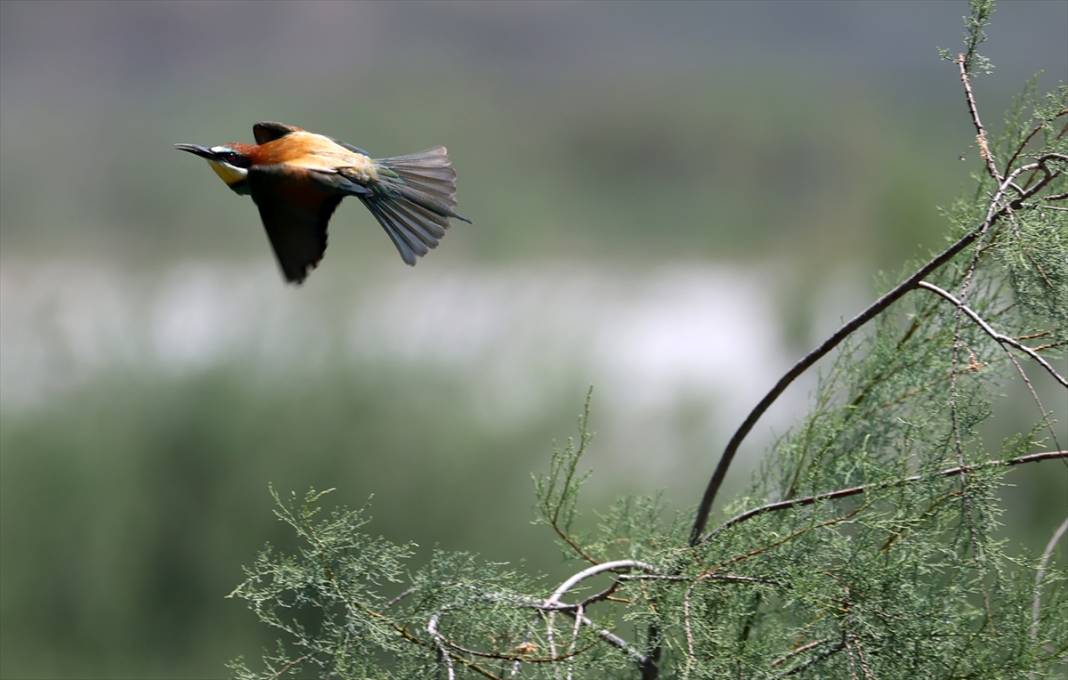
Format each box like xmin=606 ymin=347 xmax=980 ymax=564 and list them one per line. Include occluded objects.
xmin=174 ymin=142 xmax=253 ymax=195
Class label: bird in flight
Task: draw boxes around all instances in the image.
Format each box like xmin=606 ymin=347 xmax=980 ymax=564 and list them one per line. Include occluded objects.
xmin=176 ymin=122 xmax=470 ymax=284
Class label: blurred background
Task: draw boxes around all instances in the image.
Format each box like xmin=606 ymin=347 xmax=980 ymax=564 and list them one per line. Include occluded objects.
xmin=1 ymin=1 xmax=1066 ymax=677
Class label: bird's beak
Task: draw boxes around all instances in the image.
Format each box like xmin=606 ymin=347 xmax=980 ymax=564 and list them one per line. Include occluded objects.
xmin=174 ymin=143 xmax=215 ymax=159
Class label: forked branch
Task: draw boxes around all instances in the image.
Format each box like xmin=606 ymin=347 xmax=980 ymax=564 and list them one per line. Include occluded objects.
xmin=917 ymin=280 xmax=1067 ymax=387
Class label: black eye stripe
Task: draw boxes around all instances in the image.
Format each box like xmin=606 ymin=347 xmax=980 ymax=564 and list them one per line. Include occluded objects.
xmin=224 ymin=153 xmax=251 ymax=168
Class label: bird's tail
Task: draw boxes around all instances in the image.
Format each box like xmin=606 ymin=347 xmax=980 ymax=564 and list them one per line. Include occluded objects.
xmin=359 ymin=146 xmax=471 ymax=265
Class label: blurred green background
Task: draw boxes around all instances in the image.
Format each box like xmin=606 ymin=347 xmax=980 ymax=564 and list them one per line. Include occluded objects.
xmin=1 ymin=1 xmax=1066 ymax=678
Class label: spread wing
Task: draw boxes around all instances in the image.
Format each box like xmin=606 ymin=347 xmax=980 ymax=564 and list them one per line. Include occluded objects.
xmin=253 ymin=121 xmax=303 ymax=145
xmin=247 ymin=166 xmax=343 ymax=284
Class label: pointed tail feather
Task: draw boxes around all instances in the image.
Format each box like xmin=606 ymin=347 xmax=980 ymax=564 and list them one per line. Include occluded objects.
xmin=359 ymin=146 xmax=470 ymax=266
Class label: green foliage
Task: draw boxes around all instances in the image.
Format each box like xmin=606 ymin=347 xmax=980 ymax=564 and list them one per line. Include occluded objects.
xmin=962 ymin=0 xmax=996 ymax=75
xmin=532 ymin=388 xmax=597 ymax=562
xmin=940 ymin=0 xmax=995 ymax=75
xmin=230 ymin=3 xmax=1067 ymax=677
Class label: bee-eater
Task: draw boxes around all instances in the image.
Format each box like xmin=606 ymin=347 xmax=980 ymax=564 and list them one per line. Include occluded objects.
xmin=176 ymin=121 xmax=470 ymax=284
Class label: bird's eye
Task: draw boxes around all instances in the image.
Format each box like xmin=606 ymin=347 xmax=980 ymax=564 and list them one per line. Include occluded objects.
xmin=224 ymin=152 xmax=249 ymax=168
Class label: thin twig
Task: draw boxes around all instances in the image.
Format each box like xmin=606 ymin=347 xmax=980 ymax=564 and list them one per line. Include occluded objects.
xmin=713 ymin=505 xmax=868 ymax=569
xmin=617 ymin=573 xmax=775 ymax=586
xmin=918 ymin=281 xmax=1068 ymax=387
xmin=1005 ymin=351 xmax=1063 ymax=453
xmin=565 ymin=604 xmax=584 ymax=680
xmin=702 ymin=451 xmax=1068 ymax=543
xmin=385 ymin=586 xmax=417 ymax=609
xmin=681 ymin=579 xmax=700 ymax=679
xmin=268 ymin=653 xmax=311 ymax=680
xmin=775 ymin=640 xmax=847 ymax=678
xmin=771 ymin=638 xmax=835 ymax=668
xmin=1003 ymin=125 xmax=1044 ymax=179
xmin=1031 ymin=516 xmax=1068 ymax=643
xmin=1004 ymin=109 xmax=1068 ymax=177
xmin=958 ymin=53 xmax=1002 ymax=183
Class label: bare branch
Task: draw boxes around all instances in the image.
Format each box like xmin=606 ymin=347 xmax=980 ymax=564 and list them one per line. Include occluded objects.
xmin=681 ymin=579 xmax=700 ymax=679
xmin=687 ymin=153 xmax=1065 ymax=546
xmin=957 ymin=53 xmax=1001 ymax=182
xmin=617 ymin=573 xmax=775 ymax=586
xmin=385 ymin=586 xmax=417 ymax=610
xmin=1004 ymin=351 xmax=1063 ymax=453
xmin=564 ymin=604 xmax=584 ymax=680
xmin=542 ymin=559 xmax=655 ymax=666
xmin=267 ymin=653 xmax=311 ymax=680
xmin=1031 ymin=516 xmax=1068 ymax=643
xmin=918 ymin=281 xmax=1068 ymax=387
xmin=544 ymin=560 xmax=657 ymax=608
xmin=1003 ymin=125 xmax=1045 ymax=179
xmin=700 ymin=451 xmax=1068 ymax=544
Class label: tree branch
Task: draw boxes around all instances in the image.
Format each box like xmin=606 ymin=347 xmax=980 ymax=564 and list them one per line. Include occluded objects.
xmin=1031 ymin=515 xmax=1068 ymax=644
xmin=699 ymin=451 xmax=1067 ymax=544
xmin=771 ymin=638 xmax=836 ymax=668
xmin=1002 ymin=108 xmax=1067 ymax=178
xmin=507 ymin=560 xmax=655 ymax=676
xmin=917 ymin=281 xmax=1068 ymax=387
xmin=958 ymin=53 xmax=1002 ymax=182
xmin=687 ymin=154 xmax=1064 ymax=546
xmin=542 ymin=559 xmax=655 ymax=667
xmin=544 ymin=559 xmax=656 ymax=610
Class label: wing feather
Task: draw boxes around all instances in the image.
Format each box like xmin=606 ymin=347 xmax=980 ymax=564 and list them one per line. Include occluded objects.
xmin=248 ymin=166 xmax=342 ymax=284
xmin=253 ymin=121 xmax=303 ymax=145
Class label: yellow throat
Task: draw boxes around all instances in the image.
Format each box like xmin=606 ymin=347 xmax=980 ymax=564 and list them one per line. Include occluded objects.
xmin=207 ymin=159 xmax=247 ymax=187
